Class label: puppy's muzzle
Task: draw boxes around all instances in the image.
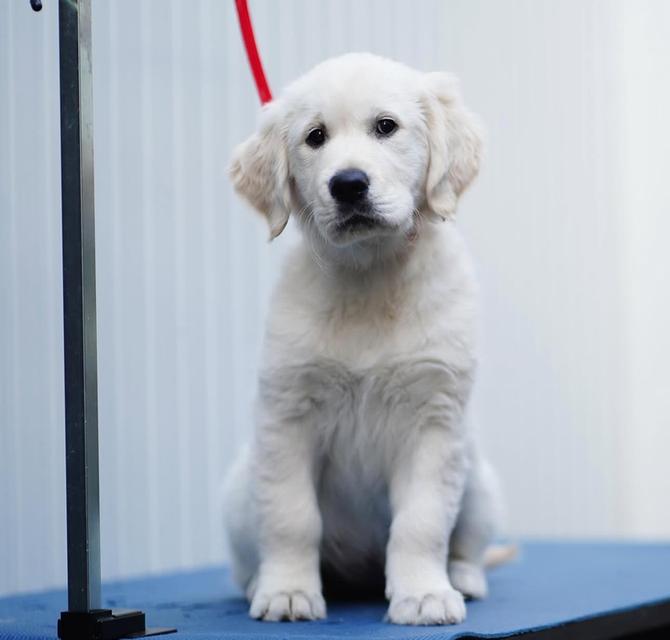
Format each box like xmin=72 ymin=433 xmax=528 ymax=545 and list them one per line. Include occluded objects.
xmin=329 ymin=168 xmax=385 ymax=233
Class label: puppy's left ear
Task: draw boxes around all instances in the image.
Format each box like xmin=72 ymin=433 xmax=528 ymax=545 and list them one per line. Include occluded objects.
xmin=229 ymin=100 xmax=293 ymax=240
xmin=423 ymin=73 xmax=483 ymax=220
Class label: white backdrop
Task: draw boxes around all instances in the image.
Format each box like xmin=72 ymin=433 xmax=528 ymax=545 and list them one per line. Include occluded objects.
xmin=1 ymin=0 xmax=669 ymax=597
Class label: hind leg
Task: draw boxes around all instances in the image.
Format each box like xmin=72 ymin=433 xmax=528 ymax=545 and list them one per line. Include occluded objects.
xmin=222 ymin=449 xmax=260 ymax=597
xmin=448 ymin=453 xmax=501 ymax=599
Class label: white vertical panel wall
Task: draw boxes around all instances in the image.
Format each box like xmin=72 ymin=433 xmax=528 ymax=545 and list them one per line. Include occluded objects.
xmin=617 ymin=0 xmax=670 ymax=537
xmin=1 ymin=0 xmax=66 ymax=598
xmin=440 ymin=0 xmax=629 ymax=538
xmin=1 ymin=0 xmax=669 ymax=597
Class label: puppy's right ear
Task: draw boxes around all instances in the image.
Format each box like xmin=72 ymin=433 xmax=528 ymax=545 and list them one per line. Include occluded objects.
xmin=229 ymin=100 xmax=292 ymax=240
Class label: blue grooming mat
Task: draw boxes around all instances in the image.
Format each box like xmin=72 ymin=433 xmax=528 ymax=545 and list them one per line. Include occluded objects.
xmin=2 ymin=542 xmax=670 ymax=640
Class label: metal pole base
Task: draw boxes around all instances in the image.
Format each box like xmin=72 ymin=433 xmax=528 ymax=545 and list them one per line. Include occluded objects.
xmin=57 ymin=609 xmax=176 ymax=640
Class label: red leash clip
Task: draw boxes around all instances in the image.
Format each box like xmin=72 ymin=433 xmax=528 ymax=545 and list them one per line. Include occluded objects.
xmin=235 ymin=0 xmax=273 ymax=104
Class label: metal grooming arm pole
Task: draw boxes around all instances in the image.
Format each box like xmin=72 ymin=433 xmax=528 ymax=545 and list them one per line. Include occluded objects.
xmin=58 ymin=0 xmax=101 ymax=616
xmin=28 ymin=1 xmax=175 ymax=637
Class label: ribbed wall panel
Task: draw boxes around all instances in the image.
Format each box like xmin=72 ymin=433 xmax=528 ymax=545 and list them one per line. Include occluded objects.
xmin=2 ymin=0 xmax=669 ymax=597
xmin=1 ymin=0 xmax=66 ymax=597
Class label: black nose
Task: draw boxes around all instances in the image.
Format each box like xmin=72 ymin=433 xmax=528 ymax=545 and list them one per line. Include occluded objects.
xmin=329 ymin=169 xmax=369 ymax=205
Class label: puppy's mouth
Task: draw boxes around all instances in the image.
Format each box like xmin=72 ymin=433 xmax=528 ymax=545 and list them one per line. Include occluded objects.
xmin=335 ymin=205 xmax=387 ymax=234
xmin=337 ymin=213 xmax=379 ymax=232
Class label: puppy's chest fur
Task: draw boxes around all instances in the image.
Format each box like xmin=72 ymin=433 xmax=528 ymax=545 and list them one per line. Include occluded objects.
xmin=265 ymin=226 xmax=477 ymax=370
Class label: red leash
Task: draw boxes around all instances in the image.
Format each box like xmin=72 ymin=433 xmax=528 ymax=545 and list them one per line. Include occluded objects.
xmin=234 ymin=0 xmax=273 ymax=104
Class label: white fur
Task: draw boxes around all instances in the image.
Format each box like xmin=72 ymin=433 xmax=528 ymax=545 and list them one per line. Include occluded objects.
xmin=224 ymin=53 xmax=499 ymax=626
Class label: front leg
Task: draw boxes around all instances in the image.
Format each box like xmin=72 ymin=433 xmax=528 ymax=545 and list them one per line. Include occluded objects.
xmin=385 ymin=420 xmax=468 ymax=625
xmin=249 ymin=414 xmax=325 ymax=621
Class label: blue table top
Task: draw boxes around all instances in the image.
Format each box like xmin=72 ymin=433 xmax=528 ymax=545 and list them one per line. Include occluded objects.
xmin=2 ymin=542 xmax=670 ymax=640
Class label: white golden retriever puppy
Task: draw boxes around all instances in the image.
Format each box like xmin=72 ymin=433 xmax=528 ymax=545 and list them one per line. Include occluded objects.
xmin=223 ymin=53 xmax=501 ymax=626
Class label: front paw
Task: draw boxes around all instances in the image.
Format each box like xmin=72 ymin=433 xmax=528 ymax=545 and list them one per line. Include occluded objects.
xmin=250 ymin=588 xmax=326 ymax=622
xmin=387 ymin=588 xmax=466 ymax=626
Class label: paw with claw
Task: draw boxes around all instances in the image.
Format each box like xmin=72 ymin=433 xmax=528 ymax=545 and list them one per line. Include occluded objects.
xmin=248 ymin=569 xmax=326 ymax=622
xmin=386 ymin=582 xmax=466 ymax=625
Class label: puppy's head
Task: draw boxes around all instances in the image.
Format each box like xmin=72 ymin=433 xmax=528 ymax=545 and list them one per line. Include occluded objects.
xmin=230 ymin=54 xmax=482 ymax=262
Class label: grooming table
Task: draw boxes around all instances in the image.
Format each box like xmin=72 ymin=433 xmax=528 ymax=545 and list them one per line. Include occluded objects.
xmin=2 ymin=542 xmax=669 ymax=640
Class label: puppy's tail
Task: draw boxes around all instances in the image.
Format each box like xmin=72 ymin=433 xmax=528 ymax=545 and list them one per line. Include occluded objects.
xmin=483 ymin=543 xmax=518 ymax=569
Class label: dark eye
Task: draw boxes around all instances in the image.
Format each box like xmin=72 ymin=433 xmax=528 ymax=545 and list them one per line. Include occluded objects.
xmin=376 ymin=118 xmax=397 ymax=136
xmin=306 ymin=127 xmax=326 ymax=148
